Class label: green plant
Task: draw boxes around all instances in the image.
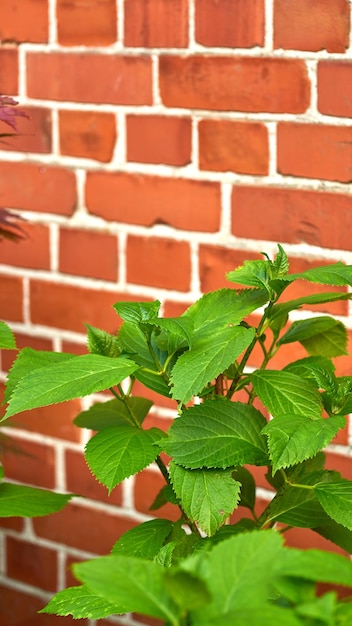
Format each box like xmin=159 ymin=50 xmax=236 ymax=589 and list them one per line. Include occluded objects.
xmin=3 ymin=245 xmax=352 ymax=624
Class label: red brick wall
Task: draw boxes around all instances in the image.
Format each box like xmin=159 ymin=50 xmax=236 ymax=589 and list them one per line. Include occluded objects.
xmin=0 ymin=1 xmax=352 ymax=624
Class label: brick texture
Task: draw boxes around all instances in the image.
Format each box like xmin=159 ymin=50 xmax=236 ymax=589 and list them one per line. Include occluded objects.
xmin=0 ymin=106 xmax=51 ymax=154
xmin=2 ymin=437 xmax=56 ymax=489
xmin=318 ymin=61 xmax=352 ymax=118
xmin=57 ymin=0 xmax=117 ymax=47
xmin=127 ymin=235 xmax=191 ymax=291
xmin=0 ymin=222 xmax=50 ymax=269
xmin=6 ymin=536 xmax=57 ymax=591
xmin=59 ymin=227 xmax=118 ymax=281
xmin=126 ymin=115 xmax=192 ymax=165
xmin=0 ymin=275 xmax=23 ymax=321
xmin=59 ymin=110 xmax=116 ymax=162
xmin=0 ymin=585 xmax=88 ymax=625
xmin=0 ymin=48 xmax=18 ymax=94
xmin=0 ymin=0 xmax=48 ymax=44
xmin=124 ymin=0 xmax=188 ymax=48
xmin=195 ymin=0 xmax=264 ymax=48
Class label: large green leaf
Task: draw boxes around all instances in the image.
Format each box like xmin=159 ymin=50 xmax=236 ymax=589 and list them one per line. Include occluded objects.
xmin=315 ymin=518 xmax=352 ymax=553
xmin=251 ymin=370 xmax=323 ymax=418
xmin=85 ymin=426 xmax=164 ymax=492
xmin=74 ymin=555 xmax=179 ymax=622
xmin=149 ymin=317 xmax=194 ymax=348
xmin=196 ymin=606 xmax=303 ymax=626
xmin=162 ymin=401 xmax=268 ymax=469
xmin=258 ymin=479 xmax=329 ymax=529
xmin=284 ymin=356 xmax=336 ymax=384
xmin=170 ymin=326 xmax=255 ymax=404
xmin=0 ymin=321 xmax=16 ymax=350
xmin=232 ymin=466 xmax=256 ymax=510
xmin=262 ymin=414 xmax=345 ymax=474
xmin=40 ymin=585 xmax=123 ymax=619
xmin=315 ymin=481 xmax=352 ymax=530
xmin=4 ymin=354 xmax=139 ymax=419
xmin=284 ymin=263 xmax=352 ymax=287
xmin=169 ymin=463 xmax=241 ymax=536
xmin=278 ymin=317 xmax=348 ymax=357
xmin=226 ymin=260 xmax=272 ymax=291
xmin=269 ymin=292 xmax=352 ymax=321
xmin=280 ymin=548 xmax=352 ymax=587
xmin=0 ymin=483 xmax=72 ymax=517
xmin=112 ymin=519 xmax=174 ymax=559
xmin=114 ymin=300 xmax=161 ymax=323
xmin=74 ymin=397 xmax=153 ymax=430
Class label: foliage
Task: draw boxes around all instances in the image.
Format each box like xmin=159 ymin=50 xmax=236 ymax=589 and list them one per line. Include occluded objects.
xmin=4 ymin=245 xmax=352 ymax=624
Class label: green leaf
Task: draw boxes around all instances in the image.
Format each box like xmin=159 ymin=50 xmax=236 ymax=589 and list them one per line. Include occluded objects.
xmin=315 ymin=481 xmax=352 ymax=531
xmin=86 ymin=324 xmax=120 ymax=357
xmin=85 ymin=426 xmax=164 ymax=493
xmin=280 ymin=548 xmax=352 ymax=587
xmin=163 ymin=570 xmax=210 ymax=611
xmin=273 ymin=244 xmax=290 ymax=276
xmin=4 ymin=348 xmax=75 ymax=404
xmin=114 ymin=300 xmax=161 ymax=323
xmin=284 ymin=356 xmax=336 ymax=384
xmin=112 ymin=519 xmax=174 ymax=559
xmin=284 ymin=263 xmax=352 ymax=287
xmin=278 ymin=317 xmax=348 ymax=357
xmin=39 ymin=585 xmax=123 ymax=619
xmin=74 ymin=397 xmax=153 ymax=430
xmin=195 ymin=605 xmax=303 ymax=626
xmin=74 ymin=555 xmax=179 ymax=622
xmin=296 ymin=592 xmax=336 ymax=624
xmin=262 ymin=414 xmax=345 ymax=474
xmin=150 ymin=484 xmax=180 ymax=510
xmin=4 ymin=354 xmax=139 ymax=419
xmin=226 ymin=260 xmax=272 ymax=291
xmin=232 ymin=466 xmax=256 ymax=510
xmin=149 ymin=317 xmax=194 ymax=348
xmin=135 ymin=367 xmax=172 ymax=398
xmin=0 ymin=321 xmax=16 ymax=350
xmin=0 ymin=483 xmax=72 ymax=517
xmin=314 ymin=518 xmax=352 ymax=554
xmin=162 ymin=401 xmax=269 ymax=469
xmin=169 ymin=463 xmax=241 ymax=536
xmin=170 ymin=326 xmax=255 ymax=404
xmin=251 ymin=370 xmax=323 ymax=418
xmin=269 ymin=292 xmax=352 ymax=321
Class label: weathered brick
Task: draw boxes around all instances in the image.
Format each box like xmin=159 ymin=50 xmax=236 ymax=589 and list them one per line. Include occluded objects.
xmin=126 ymin=115 xmax=191 ymax=166
xmin=2 ymin=437 xmax=56 ymax=489
xmin=6 ymin=401 xmax=82 ymax=442
xmin=0 ymin=48 xmax=18 ymax=95
xmin=134 ymin=469 xmax=180 ymax=521
xmin=0 ymin=275 xmax=23 ymax=322
xmin=159 ymin=56 xmax=310 ymax=113
xmin=127 ymin=235 xmax=191 ymax=291
xmin=86 ymin=172 xmax=221 ymax=232
xmin=59 ymin=110 xmax=116 ymax=162
xmin=0 ymin=162 xmax=76 ymax=215
xmin=27 ymin=53 xmax=153 ymax=105
xmin=0 ymin=106 xmax=51 ymax=154
xmin=231 ymin=185 xmax=352 ymax=251
xmin=199 ymin=119 xmax=269 ymax=175
xmin=124 ymin=0 xmax=188 ymax=47
xmin=0 ymin=0 xmax=48 ymax=44
xmin=0 ymin=222 xmax=50 ymax=270
xmin=59 ymin=227 xmax=118 ymax=281
xmin=57 ymin=0 xmax=117 ymax=46
xmin=195 ymin=0 xmax=264 ymax=48
xmin=318 ymin=61 xmax=352 ymax=118
xmin=6 ymin=537 xmax=57 ymax=592
xmin=277 ymin=123 xmax=352 ymax=183
xmin=274 ymin=0 xmax=350 ymax=52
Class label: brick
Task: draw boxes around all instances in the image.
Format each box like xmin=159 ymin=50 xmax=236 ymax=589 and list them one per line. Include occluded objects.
xmin=7 ymin=400 xmax=82 ymax=442
xmin=29 ymin=280 xmax=148 ymax=333
xmin=277 ymin=123 xmax=352 ymax=183
xmin=231 ymin=186 xmax=352 ymax=251
xmin=0 ymin=222 xmax=50 ymax=270
xmin=0 ymin=584 xmax=87 ymax=625
xmin=126 ymin=115 xmax=191 ymax=166
xmin=0 ymin=106 xmax=51 ymax=154
xmin=199 ymin=119 xmax=268 ymax=175
xmin=86 ymin=172 xmax=221 ymax=232
xmin=2 ymin=437 xmax=56 ymax=489
xmin=57 ymin=0 xmax=117 ymax=46
xmin=59 ymin=227 xmax=118 ymax=281
xmin=134 ymin=469 xmax=180 ymax=521
xmin=133 ymin=614 xmax=164 ymax=626
xmin=65 ymin=448 xmax=122 ymax=505
xmin=27 ymin=53 xmax=153 ymax=105
xmin=0 ymin=48 xmax=18 ymax=95
xmin=159 ymin=56 xmax=310 ymax=113
xmin=33 ymin=502 xmax=137 ymax=553
xmin=127 ymin=235 xmax=191 ymax=291
xmin=59 ymin=109 xmax=116 ymax=162
xmin=0 ymin=275 xmax=23 ymax=321
xmin=195 ymin=0 xmax=264 ymax=48
xmin=124 ymin=0 xmax=188 ymax=48
xmin=0 ymin=0 xmax=48 ymax=43
xmin=325 ymin=450 xmax=352 ymax=481
xmin=318 ymin=61 xmax=352 ymax=118
xmin=0 ymin=516 xmax=23 ymax=531
xmin=163 ymin=301 xmax=192 ymax=317
xmin=283 ymin=526 xmax=348 ymax=554
xmin=0 ymin=162 xmax=76 ymax=215
xmin=274 ymin=0 xmax=350 ymax=53
xmin=6 ymin=537 xmax=57 ymax=591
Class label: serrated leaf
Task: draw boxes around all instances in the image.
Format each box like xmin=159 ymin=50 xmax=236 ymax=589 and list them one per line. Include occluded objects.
xmin=86 ymin=324 xmax=120 ymax=357
xmin=284 ymin=356 xmax=336 ymax=383
xmin=149 ymin=317 xmax=194 ymax=348
xmin=315 ymin=481 xmax=352 ymax=530
xmin=162 ymin=401 xmax=268 ymax=469
xmin=262 ymin=414 xmax=345 ymax=474
xmin=40 ymin=585 xmax=123 ymax=619
xmin=4 ymin=348 xmax=75 ymax=404
xmin=74 ymin=397 xmax=153 ymax=430
xmin=170 ymin=326 xmax=255 ymax=404
xmin=226 ymin=260 xmax=272 ymax=291
xmin=150 ymin=484 xmax=180 ymax=510
xmin=273 ymin=244 xmax=290 ymax=276
xmin=169 ymin=463 xmax=241 ymax=536
xmin=278 ymin=317 xmax=348 ymax=357
xmin=0 ymin=321 xmax=16 ymax=350
xmin=284 ymin=263 xmax=352 ymax=287
xmin=0 ymin=483 xmax=72 ymax=517
xmin=135 ymin=367 xmax=172 ymax=398
xmin=4 ymin=354 xmax=139 ymax=419
xmin=85 ymin=426 xmax=164 ymax=492
xmin=114 ymin=300 xmax=161 ymax=323
xmin=269 ymin=292 xmax=352 ymax=321
xmin=74 ymin=555 xmax=179 ymax=622
xmin=232 ymin=466 xmax=256 ymax=510
xmin=315 ymin=518 xmax=352 ymax=553
xmin=280 ymin=547 xmax=352 ymax=587
xmin=112 ymin=519 xmax=174 ymax=559
xmin=251 ymin=370 xmax=323 ymax=418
